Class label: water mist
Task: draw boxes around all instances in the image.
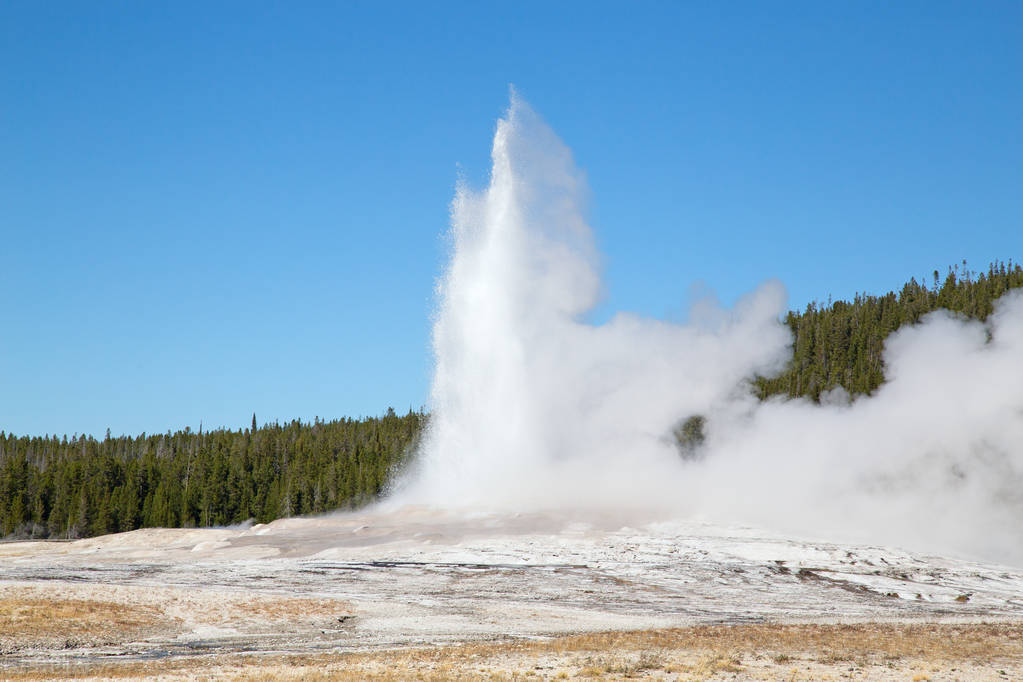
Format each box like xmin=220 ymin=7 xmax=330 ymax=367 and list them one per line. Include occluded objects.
xmin=397 ymin=93 xmax=1023 ymax=566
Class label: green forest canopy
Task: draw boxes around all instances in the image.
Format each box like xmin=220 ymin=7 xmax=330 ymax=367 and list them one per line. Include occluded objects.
xmin=2 ymin=261 xmax=1020 ymax=539
xmin=755 ymin=260 xmax=1023 ymax=401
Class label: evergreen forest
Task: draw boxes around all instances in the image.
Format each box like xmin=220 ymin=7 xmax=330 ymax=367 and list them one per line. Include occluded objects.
xmin=0 ymin=410 xmax=423 ymax=539
xmin=2 ymin=261 xmax=1021 ymax=540
xmin=755 ymin=260 xmax=1023 ymax=401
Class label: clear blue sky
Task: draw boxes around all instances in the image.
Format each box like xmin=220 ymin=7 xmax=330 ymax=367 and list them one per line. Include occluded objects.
xmin=2 ymin=2 xmax=1021 ymax=438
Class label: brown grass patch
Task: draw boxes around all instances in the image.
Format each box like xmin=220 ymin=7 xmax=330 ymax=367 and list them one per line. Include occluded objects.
xmin=539 ymin=621 xmax=1023 ymax=659
xmin=231 ymin=596 xmax=352 ymax=621
xmin=3 ymin=622 xmax=1022 ymax=680
xmin=0 ymin=596 xmax=164 ymax=647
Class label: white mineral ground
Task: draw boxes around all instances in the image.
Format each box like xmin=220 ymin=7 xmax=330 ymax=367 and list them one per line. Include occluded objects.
xmin=2 ymin=505 xmax=1023 ymax=677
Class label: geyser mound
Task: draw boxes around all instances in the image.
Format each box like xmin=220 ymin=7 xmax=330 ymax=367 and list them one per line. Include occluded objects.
xmin=396 ymin=93 xmax=1023 ymax=567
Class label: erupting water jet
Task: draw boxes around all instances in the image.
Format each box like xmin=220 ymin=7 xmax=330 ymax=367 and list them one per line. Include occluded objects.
xmin=396 ymin=92 xmax=1023 ymax=567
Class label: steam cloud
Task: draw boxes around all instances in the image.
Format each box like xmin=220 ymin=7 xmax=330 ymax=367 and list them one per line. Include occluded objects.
xmin=397 ymin=94 xmax=1023 ymax=566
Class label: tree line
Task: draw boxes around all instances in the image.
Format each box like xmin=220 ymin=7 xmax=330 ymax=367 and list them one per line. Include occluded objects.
xmin=755 ymin=260 xmax=1023 ymax=401
xmin=2 ymin=261 xmax=1021 ymax=539
xmin=0 ymin=409 xmax=423 ymax=539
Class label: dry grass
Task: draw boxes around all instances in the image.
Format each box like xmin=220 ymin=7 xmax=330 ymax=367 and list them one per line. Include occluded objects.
xmin=3 ymin=622 xmax=1022 ymax=680
xmin=0 ymin=587 xmax=352 ymax=659
xmin=544 ymin=621 xmax=1023 ymax=661
xmin=0 ymin=597 xmax=165 ymax=648
xmin=231 ymin=596 xmax=352 ymax=621
xmin=0 ymin=582 xmax=351 ymax=625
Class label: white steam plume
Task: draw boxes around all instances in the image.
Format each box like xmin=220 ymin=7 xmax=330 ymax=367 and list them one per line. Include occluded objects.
xmin=693 ymin=294 xmax=1023 ymax=563
xmin=397 ymin=93 xmax=1023 ymax=566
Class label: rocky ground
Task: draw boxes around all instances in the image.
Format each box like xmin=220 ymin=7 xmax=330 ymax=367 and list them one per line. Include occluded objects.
xmin=1 ymin=507 xmax=1021 ymax=679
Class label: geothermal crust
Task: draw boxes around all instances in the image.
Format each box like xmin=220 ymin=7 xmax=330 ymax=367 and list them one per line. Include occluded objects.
xmin=2 ymin=506 xmax=1023 ymax=672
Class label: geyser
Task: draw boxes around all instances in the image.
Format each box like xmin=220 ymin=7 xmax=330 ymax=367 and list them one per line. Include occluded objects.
xmin=398 ymin=93 xmax=1023 ymax=566
xmin=399 ymin=93 xmax=791 ymax=510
